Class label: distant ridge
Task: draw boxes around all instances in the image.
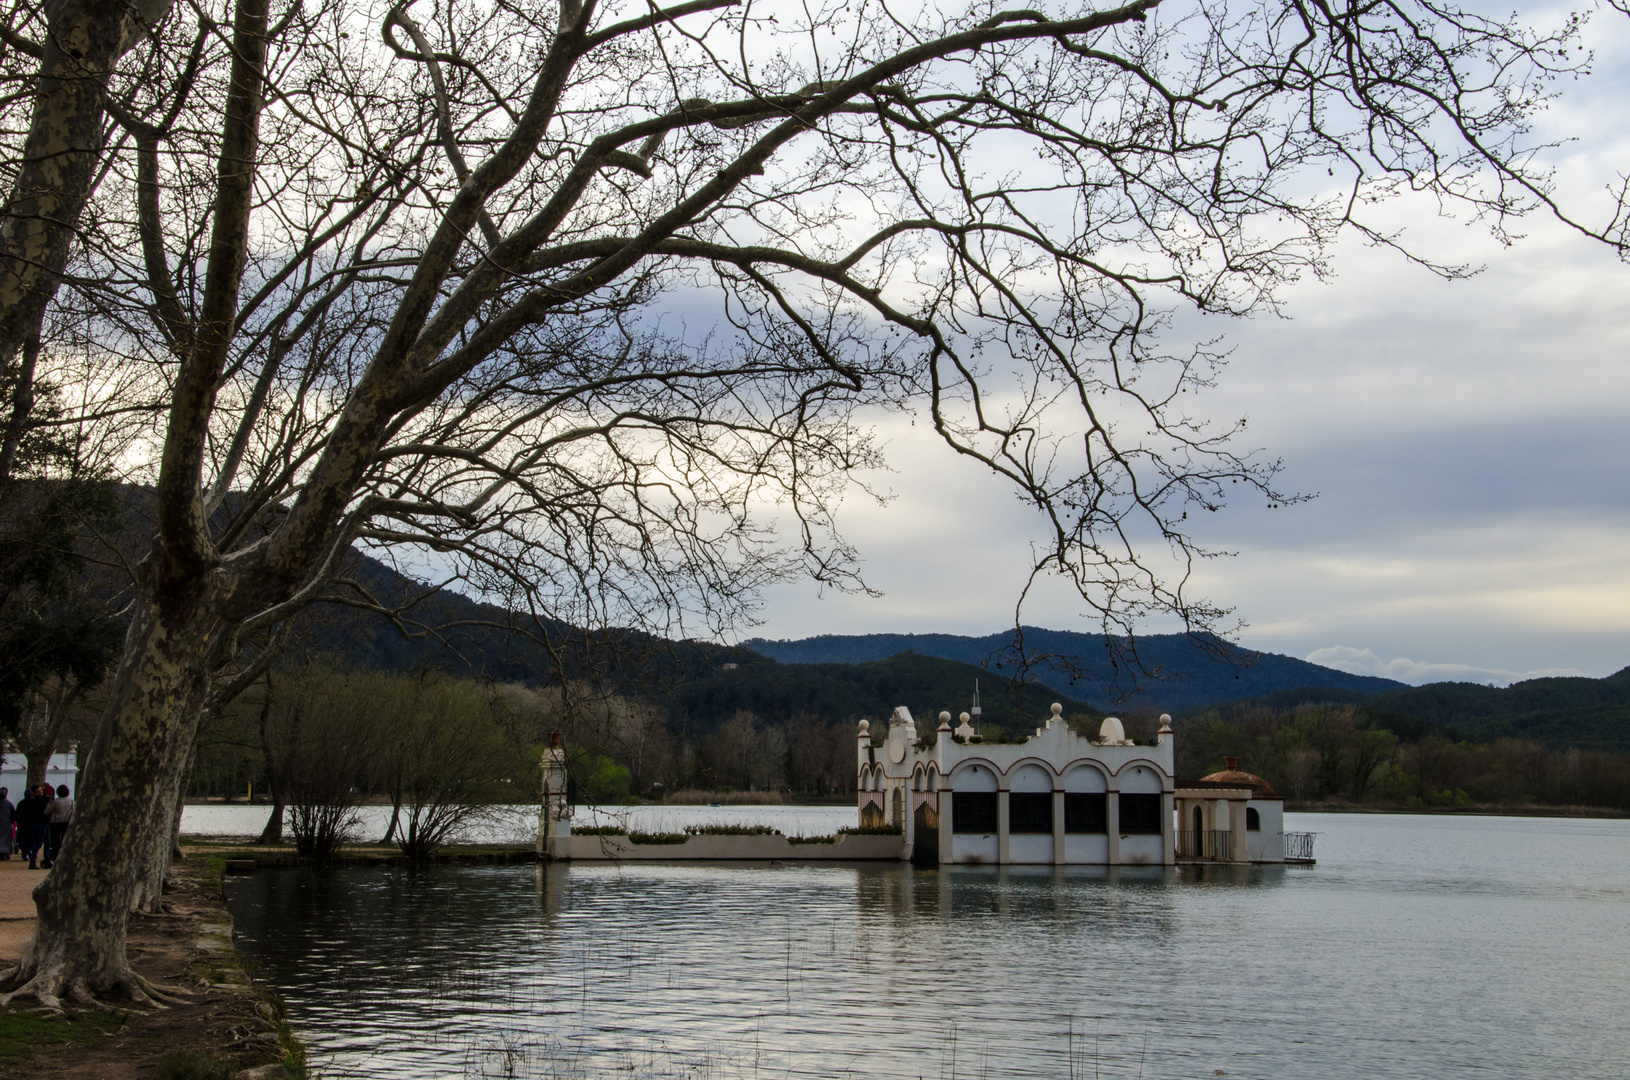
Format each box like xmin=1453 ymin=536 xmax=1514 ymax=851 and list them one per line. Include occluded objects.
xmin=741 ymin=628 xmax=1410 ymax=713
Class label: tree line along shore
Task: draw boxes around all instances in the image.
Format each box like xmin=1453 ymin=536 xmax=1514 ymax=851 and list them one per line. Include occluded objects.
xmin=152 ymin=667 xmax=1630 ymax=846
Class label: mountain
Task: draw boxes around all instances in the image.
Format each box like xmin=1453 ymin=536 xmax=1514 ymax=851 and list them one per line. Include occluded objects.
xmin=742 ymin=628 xmax=1409 ymax=712
xmin=286 ymin=554 xmax=1091 ymax=732
xmin=660 ymin=651 xmax=1098 ymax=734
xmin=1362 ymin=668 xmax=1630 ymax=752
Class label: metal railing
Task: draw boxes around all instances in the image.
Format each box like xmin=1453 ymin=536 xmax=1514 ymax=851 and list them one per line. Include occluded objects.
xmin=1284 ymin=831 xmax=1316 ymax=861
xmin=1176 ymin=829 xmax=1233 ymax=860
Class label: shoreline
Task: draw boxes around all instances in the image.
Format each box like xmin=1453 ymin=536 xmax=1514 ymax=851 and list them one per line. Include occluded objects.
xmin=1284 ymin=802 xmax=1629 ymax=819
xmin=0 ymin=855 xmax=304 ymax=1079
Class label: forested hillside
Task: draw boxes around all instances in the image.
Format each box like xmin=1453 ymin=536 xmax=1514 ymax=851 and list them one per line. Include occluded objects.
xmin=1364 ymin=670 xmax=1630 ymax=752
xmin=744 ymin=627 xmax=1408 ymax=710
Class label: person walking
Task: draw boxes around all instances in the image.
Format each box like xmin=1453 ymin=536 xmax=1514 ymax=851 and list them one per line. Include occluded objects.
xmin=15 ymin=785 xmax=47 ymax=869
xmin=0 ymin=788 xmax=13 ymax=860
xmin=43 ymin=785 xmax=72 ymax=868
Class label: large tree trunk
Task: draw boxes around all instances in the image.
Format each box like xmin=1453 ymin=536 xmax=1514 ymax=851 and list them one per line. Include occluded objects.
xmin=255 ymin=679 xmax=285 ymax=844
xmin=0 ymin=581 xmax=220 ymax=1009
xmin=0 ymin=0 xmax=174 ymax=483
xmin=20 ymin=681 xmax=78 ymax=788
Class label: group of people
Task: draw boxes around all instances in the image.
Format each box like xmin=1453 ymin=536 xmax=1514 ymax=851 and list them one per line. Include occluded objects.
xmin=0 ymin=783 xmax=73 ymax=870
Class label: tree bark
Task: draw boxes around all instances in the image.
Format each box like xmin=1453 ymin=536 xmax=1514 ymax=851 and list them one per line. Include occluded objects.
xmin=0 ymin=0 xmax=175 ymax=484
xmin=21 ymin=680 xmax=78 ymax=788
xmin=0 ymin=577 xmax=222 ymax=1008
xmin=255 ymin=674 xmax=285 ymax=844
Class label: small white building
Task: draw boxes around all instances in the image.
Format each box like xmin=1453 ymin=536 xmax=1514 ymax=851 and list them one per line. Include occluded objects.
xmin=857 ymin=703 xmax=1177 ymax=866
xmin=0 ymin=751 xmax=78 ymax=799
xmin=1174 ymin=758 xmax=1287 ymax=863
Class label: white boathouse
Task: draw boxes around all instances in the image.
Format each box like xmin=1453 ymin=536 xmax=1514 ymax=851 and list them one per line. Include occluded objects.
xmin=858 ymin=704 xmax=1296 ymax=865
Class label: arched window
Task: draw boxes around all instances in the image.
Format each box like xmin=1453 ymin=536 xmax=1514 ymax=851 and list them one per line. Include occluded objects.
xmin=1246 ymin=807 xmax=1261 ymax=831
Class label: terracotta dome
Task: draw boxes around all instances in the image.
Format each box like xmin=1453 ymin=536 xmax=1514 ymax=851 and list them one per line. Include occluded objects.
xmin=1198 ymin=757 xmax=1279 ymax=798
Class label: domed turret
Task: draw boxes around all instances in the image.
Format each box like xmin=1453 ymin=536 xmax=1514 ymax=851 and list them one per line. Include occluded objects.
xmin=1199 ymin=756 xmax=1279 ymax=797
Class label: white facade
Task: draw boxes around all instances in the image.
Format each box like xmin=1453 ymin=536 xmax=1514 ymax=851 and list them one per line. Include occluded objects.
xmin=857 ymin=703 xmax=1177 ymax=866
xmin=0 ymin=751 xmax=77 ymax=799
xmin=1172 ymin=758 xmax=1288 ymax=864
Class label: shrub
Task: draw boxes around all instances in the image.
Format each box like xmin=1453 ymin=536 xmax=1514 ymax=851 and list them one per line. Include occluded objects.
xmin=683 ymin=824 xmax=778 ymax=836
xmin=721 ymin=790 xmax=784 ymax=805
xmin=572 ymin=825 xmax=629 ymax=836
xmin=627 ymin=831 xmax=688 ymax=844
xmin=788 ymin=835 xmax=837 ymax=845
xmin=663 ymin=789 xmax=717 ymax=804
xmin=840 ymin=823 xmax=902 ymax=835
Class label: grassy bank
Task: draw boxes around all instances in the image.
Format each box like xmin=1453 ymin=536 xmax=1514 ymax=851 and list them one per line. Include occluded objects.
xmin=179 ymin=837 xmax=537 ymax=870
xmin=0 ymin=856 xmax=306 ymax=1080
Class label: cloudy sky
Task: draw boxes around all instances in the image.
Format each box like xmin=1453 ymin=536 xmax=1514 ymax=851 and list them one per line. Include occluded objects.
xmin=748 ymin=4 xmax=1630 ymax=687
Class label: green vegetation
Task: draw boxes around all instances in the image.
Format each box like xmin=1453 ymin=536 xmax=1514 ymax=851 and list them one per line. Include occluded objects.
xmin=788 ymin=835 xmax=837 ymax=845
xmin=577 ymin=753 xmax=633 ymax=804
xmin=840 ymin=824 xmax=903 ymax=835
xmin=684 ymin=824 xmax=778 ymax=836
xmin=1180 ymin=701 xmax=1630 ymax=812
xmin=0 ymin=1008 xmax=126 ymax=1062
xmin=1365 ymin=669 xmax=1630 ymax=753
xmin=156 ymin=1049 xmax=240 ymax=1080
xmin=665 ymin=651 xmax=1097 ymax=735
xmin=572 ymin=825 xmax=629 ymax=836
xmin=626 ymin=832 xmax=688 ymax=845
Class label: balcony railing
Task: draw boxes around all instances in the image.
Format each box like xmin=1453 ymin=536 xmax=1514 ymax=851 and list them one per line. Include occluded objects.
xmin=1175 ymin=829 xmax=1233 ymax=860
xmin=1284 ymin=831 xmax=1316 ymax=862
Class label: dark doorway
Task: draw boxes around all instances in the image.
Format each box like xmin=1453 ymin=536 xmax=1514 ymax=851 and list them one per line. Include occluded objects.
xmin=912 ymin=799 xmax=940 ymax=866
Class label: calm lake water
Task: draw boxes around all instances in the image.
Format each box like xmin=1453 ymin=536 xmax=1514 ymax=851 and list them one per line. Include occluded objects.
xmin=224 ymin=813 xmax=1630 ymax=1080
xmin=184 ymin=802 xmax=861 ymax=843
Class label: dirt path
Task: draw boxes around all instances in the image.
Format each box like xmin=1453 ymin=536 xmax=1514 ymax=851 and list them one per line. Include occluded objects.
xmin=0 ymin=856 xmax=297 ymax=1080
xmin=0 ymin=857 xmax=41 ymax=961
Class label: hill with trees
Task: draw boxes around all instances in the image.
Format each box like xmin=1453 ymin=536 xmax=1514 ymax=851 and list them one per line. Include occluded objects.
xmin=743 ymin=628 xmax=1408 ymax=711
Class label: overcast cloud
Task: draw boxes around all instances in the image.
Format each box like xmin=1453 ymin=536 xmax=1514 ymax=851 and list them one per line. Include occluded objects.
xmin=744 ymin=6 xmax=1630 ymax=687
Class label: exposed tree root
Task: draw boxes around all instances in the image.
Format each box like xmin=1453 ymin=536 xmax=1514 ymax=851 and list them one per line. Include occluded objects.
xmin=0 ymin=960 xmax=193 ymax=1012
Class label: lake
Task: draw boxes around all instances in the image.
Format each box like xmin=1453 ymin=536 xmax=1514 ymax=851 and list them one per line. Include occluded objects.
xmin=183 ymin=802 xmax=862 ymax=843
xmin=224 ymin=813 xmax=1630 ymax=1079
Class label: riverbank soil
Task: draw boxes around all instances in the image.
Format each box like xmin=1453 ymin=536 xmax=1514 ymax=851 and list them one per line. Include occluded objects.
xmin=0 ymin=855 xmax=297 ymax=1080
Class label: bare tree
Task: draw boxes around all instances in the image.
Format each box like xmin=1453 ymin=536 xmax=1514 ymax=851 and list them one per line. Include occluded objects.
xmin=0 ymin=0 xmax=182 ymax=482
xmin=0 ymin=0 xmax=1616 ymax=1009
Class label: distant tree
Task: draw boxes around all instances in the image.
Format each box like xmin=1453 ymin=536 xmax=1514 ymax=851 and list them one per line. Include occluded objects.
xmin=381 ymin=676 xmax=529 ymax=860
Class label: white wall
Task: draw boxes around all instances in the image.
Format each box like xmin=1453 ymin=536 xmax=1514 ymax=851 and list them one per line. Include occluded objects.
xmin=1119 ymin=834 xmax=1164 ymax=865
xmin=1246 ymin=799 xmax=1285 ymax=863
xmin=0 ymin=753 xmax=77 ymax=800
xmin=1008 ymin=834 xmax=1053 ymax=864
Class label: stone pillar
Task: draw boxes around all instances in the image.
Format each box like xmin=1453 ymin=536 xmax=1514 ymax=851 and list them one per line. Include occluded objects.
xmin=537 ymin=732 xmax=569 ymax=860
xmin=1106 ymin=791 xmax=1121 ymax=865
xmin=1161 ymin=791 xmax=1176 ymax=865
xmin=997 ymin=789 xmax=1011 ymax=865
xmin=902 ymin=783 xmax=915 ymax=858
xmin=1052 ymin=789 xmax=1067 ymax=865
xmin=937 ymin=713 xmax=954 ymax=866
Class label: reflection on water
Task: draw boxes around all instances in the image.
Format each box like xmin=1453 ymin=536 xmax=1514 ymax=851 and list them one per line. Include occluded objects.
xmin=226 ymin=814 xmax=1630 ymax=1079
xmin=183 ymin=803 xmax=859 ymax=844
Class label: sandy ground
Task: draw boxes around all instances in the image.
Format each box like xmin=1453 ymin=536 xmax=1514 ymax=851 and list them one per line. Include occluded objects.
xmin=0 ymin=853 xmax=42 ymax=961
